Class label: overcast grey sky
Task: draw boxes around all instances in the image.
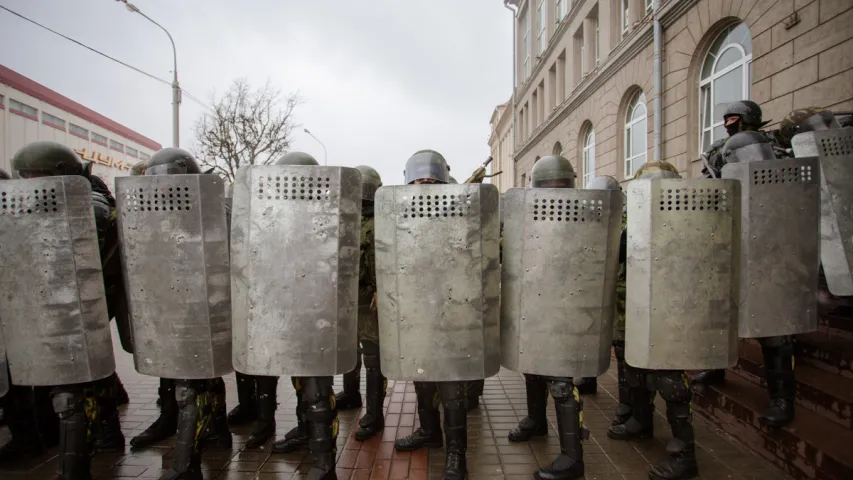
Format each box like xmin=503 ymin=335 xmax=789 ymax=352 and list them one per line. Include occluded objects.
xmin=0 ymin=0 xmax=512 ymax=184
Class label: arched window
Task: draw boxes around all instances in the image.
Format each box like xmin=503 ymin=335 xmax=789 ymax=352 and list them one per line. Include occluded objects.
xmin=699 ymin=22 xmax=752 ymax=153
xmin=624 ymin=91 xmax=647 ymax=177
xmin=552 ymin=142 xmax=563 ymax=156
xmin=583 ymin=129 xmax=595 ymax=187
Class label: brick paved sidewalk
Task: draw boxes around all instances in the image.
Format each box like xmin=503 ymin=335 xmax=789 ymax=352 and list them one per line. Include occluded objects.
xmin=0 ymin=334 xmax=790 ymax=479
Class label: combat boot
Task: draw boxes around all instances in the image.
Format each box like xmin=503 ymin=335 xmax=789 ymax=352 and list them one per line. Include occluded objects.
xmin=608 ymin=386 xmax=654 ymax=440
xmin=612 ymin=341 xmax=632 ymax=426
xmin=535 ymin=384 xmax=585 ymax=480
xmin=131 ymin=379 xmax=177 ymax=448
xmin=93 ymin=402 xmax=125 ymax=453
xmin=304 ymin=377 xmax=338 ymax=480
xmin=53 ymin=389 xmax=93 ymax=480
xmin=395 ymin=382 xmax=442 ymax=451
xmin=334 ymin=357 xmax=363 ymax=411
xmin=759 ymin=340 xmax=796 ymax=428
xmin=226 ymin=372 xmax=256 ymax=426
xmin=649 ymin=403 xmax=698 ymax=480
xmin=689 ymin=369 xmax=725 ymax=387
xmin=199 ymin=409 xmax=232 ymax=449
xmin=0 ymin=385 xmax=57 ymax=464
xmin=272 ymin=387 xmax=309 ymax=453
xmin=439 ymin=383 xmax=467 ymax=480
xmin=159 ymin=453 xmax=202 ymax=480
xmin=247 ymin=376 xmax=277 ymax=448
xmin=509 ymin=374 xmax=548 ymax=442
xmin=160 ymin=382 xmax=203 ymax=480
xmin=355 ymin=346 xmax=385 ymax=441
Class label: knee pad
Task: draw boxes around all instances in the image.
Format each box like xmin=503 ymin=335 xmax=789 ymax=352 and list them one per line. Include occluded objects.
xmin=438 ymin=382 xmax=466 ymax=410
xmin=175 ymin=384 xmax=197 ymax=409
xmin=655 ymin=372 xmax=691 ymax=404
xmin=52 ymin=391 xmax=83 ymax=418
xmin=548 ymin=379 xmax=573 ymax=399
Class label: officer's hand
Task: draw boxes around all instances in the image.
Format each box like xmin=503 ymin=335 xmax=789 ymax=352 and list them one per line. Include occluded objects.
xmin=370 ymin=291 xmax=378 ymax=312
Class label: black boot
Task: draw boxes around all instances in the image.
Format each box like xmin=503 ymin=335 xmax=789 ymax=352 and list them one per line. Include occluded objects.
xmin=227 ymin=372 xmax=257 ymax=426
xmin=247 ymin=376 xmax=278 ymax=448
xmin=759 ymin=338 xmax=796 ymax=427
xmin=612 ymin=341 xmax=632 ymax=426
xmin=575 ymin=377 xmax=597 ymax=395
xmin=114 ymin=373 xmax=130 ymax=406
xmin=159 ymin=382 xmax=203 ymax=480
xmin=355 ymin=342 xmax=385 ymax=441
xmin=608 ymin=385 xmax=654 ymax=440
xmin=395 ymin=382 xmax=442 ymax=451
xmin=439 ymin=383 xmax=467 ymax=480
xmin=0 ymin=385 xmax=54 ymax=464
xmin=198 ymin=378 xmax=231 ymax=449
xmin=131 ymin=379 xmax=177 ymax=449
xmin=272 ymin=379 xmax=309 ymax=453
xmin=535 ymin=381 xmax=584 ymax=480
xmin=509 ymin=374 xmax=548 ymax=442
xmin=53 ymin=388 xmax=93 ymax=480
xmin=689 ymin=369 xmax=725 ymax=386
xmin=92 ymin=375 xmax=125 ymax=453
xmin=466 ymin=380 xmax=484 ymax=411
xmin=649 ymin=402 xmax=698 ymax=480
xmin=304 ymin=377 xmax=337 ymax=480
xmin=335 ymin=352 xmax=363 ymax=411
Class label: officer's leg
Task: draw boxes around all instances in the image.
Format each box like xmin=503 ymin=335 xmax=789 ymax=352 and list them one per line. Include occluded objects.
xmin=394 ymin=381 xmax=443 ymax=451
xmin=758 ymin=335 xmax=795 ymax=427
xmin=535 ymin=378 xmax=585 ymax=480
xmin=355 ymin=340 xmax=386 ymax=441
xmin=91 ymin=374 xmax=125 ymax=453
xmin=52 ymin=385 xmax=92 ymax=480
xmin=612 ymin=340 xmax=632 ymax=425
xmin=200 ymin=377 xmax=232 ymax=449
xmin=335 ymin=343 xmax=363 ymax=410
xmin=466 ymin=379 xmax=484 ymax=411
xmin=689 ymin=368 xmax=725 ymax=386
xmin=131 ymin=378 xmax=178 ymax=448
xmin=608 ymin=366 xmax=654 ymax=440
xmin=271 ymin=377 xmax=309 ymax=453
xmin=509 ymin=373 xmax=549 ymax=442
xmin=227 ymin=372 xmax=257 ymax=426
xmin=247 ymin=375 xmax=278 ymax=448
xmin=159 ymin=380 xmax=212 ymax=480
xmin=649 ymin=371 xmax=698 ymax=480
xmin=437 ymin=381 xmax=468 ymax=480
xmin=0 ymin=384 xmax=57 ymax=463
xmin=302 ymin=376 xmax=338 ymax=480
xmin=113 ymin=372 xmax=130 ymax=406
xmin=575 ymin=377 xmax=597 ymax=395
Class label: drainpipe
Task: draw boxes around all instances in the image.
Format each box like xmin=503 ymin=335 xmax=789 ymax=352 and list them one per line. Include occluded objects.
xmin=504 ymin=0 xmax=518 ymax=186
xmin=652 ymin=0 xmax=663 ymax=162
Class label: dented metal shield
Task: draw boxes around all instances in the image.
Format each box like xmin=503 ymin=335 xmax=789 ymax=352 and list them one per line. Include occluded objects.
xmin=722 ymin=158 xmax=820 ymax=338
xmin=116 ymin=175 xmax=232 ymax=379
xmin=625 ymin=178 xmax=740 ymax=370
xmin=230 ymin=166 xmax=361 ymax=376
xmin=375 ymin=184 xmax=501 ymax=382
xmin=792 ymin=129 xmax=853 ymax=296
xmin=501 ymin=188 xmax=623 ymax=378
xmin=0 ymin=176 xmax=115 ymax=386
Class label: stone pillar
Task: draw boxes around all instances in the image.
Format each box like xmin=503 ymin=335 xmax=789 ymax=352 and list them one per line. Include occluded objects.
xmin=583 ymin=17 xmax=596 ymax=74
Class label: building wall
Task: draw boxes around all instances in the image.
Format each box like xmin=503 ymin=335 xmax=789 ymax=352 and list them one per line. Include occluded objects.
xmin=488 ymin=102 xmax=515 ymax=192
xmin=0 ymin=69 xmax=161 ymax=190
xmin=503 ymin=0 xmax=853 ymax=187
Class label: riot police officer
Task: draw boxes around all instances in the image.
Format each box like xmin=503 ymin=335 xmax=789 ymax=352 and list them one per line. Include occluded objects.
xmin=608 ymin=161 xmax=699 ymax=480
xmin=392 ymin=150 xmax=470 ymax=480
xmin=8 ymin=141 xmax=126 ymax=479
xmin=701 ymin=100 xmax=775 ymax=178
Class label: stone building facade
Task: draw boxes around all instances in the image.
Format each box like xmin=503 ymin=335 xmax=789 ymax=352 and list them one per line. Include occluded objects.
xmin=490 ymin=0 xmax=853 ymax=187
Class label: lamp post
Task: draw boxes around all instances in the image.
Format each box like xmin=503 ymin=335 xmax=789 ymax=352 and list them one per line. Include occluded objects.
xmin=303 ymin=128 xmax=328 ymax=166
xmin=118 ymin=0 xmax=181 ymax=147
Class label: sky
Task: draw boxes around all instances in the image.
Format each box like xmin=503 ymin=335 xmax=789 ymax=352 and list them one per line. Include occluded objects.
xmin=0 ymin=0 xmax=513 ymax=185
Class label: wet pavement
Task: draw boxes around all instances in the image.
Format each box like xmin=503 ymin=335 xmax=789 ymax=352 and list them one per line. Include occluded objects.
xmin=0 ymin=333 xmax=791 ymax=479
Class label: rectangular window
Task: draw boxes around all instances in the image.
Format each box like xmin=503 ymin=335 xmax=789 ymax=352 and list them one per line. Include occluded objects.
xmin=537 ymin=0 xmax=546 ymax=55
xmin=140 ymin=153 xmax=150 ymax=161
xmin=9 ymin=99 xmax=38 ymax=120
xmin=556 ymin=0 xmax=564 ymax=22
xmin=595 ymin=19 xmax=600 ymax=66
xmin=42 ymin=112 xmax=66 ymax=130
xmin=0 ymin=94 xmax=4 ymax=109
xmin=580 ymin=33 xmax=585 ymax=74
xmin=92 ymin=132 xmax=108 ymax=146
xmin=69 ymin=123 xmax=89 ymax=140
xmin=621 ymin=0 xmax=630 ymax=34
xmin=522 ymin=11 xmax=530 ymax=79
xmin=109 ymin=139 xmax=124 ymax=153
xmin=126 ymin=146 xmax=139 ymax=158
xmin=646 ymin=0 xmax=654 ymax=15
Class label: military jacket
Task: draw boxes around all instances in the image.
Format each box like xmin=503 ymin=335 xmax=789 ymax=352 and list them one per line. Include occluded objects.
xmin=614 ymin=212 xmax=627 ymax=337
xmin=358 ymin=213 xmax=379 ymax=343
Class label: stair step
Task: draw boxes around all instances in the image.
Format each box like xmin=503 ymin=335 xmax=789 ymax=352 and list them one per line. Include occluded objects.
xmin=730 ymin=340 xmax=853 ymax=430
xmin=795 ymin=331 xmax=853 ymax=379
xmin=819 ymin=311 xmax=853 ymax=340
xmin=692 ymin=372 xmax=853 ymax=480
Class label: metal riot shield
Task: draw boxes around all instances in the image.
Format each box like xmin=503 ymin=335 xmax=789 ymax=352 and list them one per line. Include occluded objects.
xmin=0 ymin=176 xmax=115 ymax=386
xmin=625 ymin=178 xmax=740 ymax=370
xmin=116 ymin=175 xmax=232 ymax=379
xmin=375 ymin=184 xmax=501 ymax=382
xmin=792 ymin=129 xmax=853 ymax=295
xmin=722 ymin=158 xmax=820 ymax=338
xmin=231 ymin=166 xmax=361 ymax=376
xmin=501 ymin=188 xmax=623 ymax=378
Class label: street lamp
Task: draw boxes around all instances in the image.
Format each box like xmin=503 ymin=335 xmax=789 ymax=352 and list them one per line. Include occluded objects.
xmin=117 ymin=0 xmax=181 ymax=148
xmin=303 ymin=128 xmax=328 ymax=166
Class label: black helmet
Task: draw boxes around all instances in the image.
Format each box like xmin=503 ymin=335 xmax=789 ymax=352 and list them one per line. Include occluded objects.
xmin=404 ymin=150 xmax=450 ymax=184
xmin=11 ymin=141 xmax=84 ymax=178
xmin=530 ymin=155 xmax=575 ymax=188
xmin=0 ymin=167 xmax=10 ymax=180
xmin=275 ymin=151 xmax=319 ymax=166
xmin=721 ymin=131 xmax=775 ymax=164
xmin=585 ymin=175 xmax=620 ymax=190
xmin=723 ymin=100 xmax=768 ymax=129
xmin=355 ymin=165 xmax=382 ymax=202
xmin=145 ymin=147 xmax=201 ymax=176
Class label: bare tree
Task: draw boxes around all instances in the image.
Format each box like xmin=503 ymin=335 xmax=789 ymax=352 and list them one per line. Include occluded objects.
xmin=193 ymin=78 xmax=301 ymax=181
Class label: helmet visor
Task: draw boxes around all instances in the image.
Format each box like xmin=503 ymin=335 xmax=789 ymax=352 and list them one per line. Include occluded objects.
xmin=405 ymin=162 xmax=449 ymax=184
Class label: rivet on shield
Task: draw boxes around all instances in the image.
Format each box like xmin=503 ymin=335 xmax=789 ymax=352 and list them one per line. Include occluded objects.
xmin=400 ymin=356 xmax=404 ymax=359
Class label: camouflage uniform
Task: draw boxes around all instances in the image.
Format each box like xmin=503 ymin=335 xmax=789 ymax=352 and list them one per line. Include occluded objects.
xmin=608 ymin=161 xmax=699 ymax=480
